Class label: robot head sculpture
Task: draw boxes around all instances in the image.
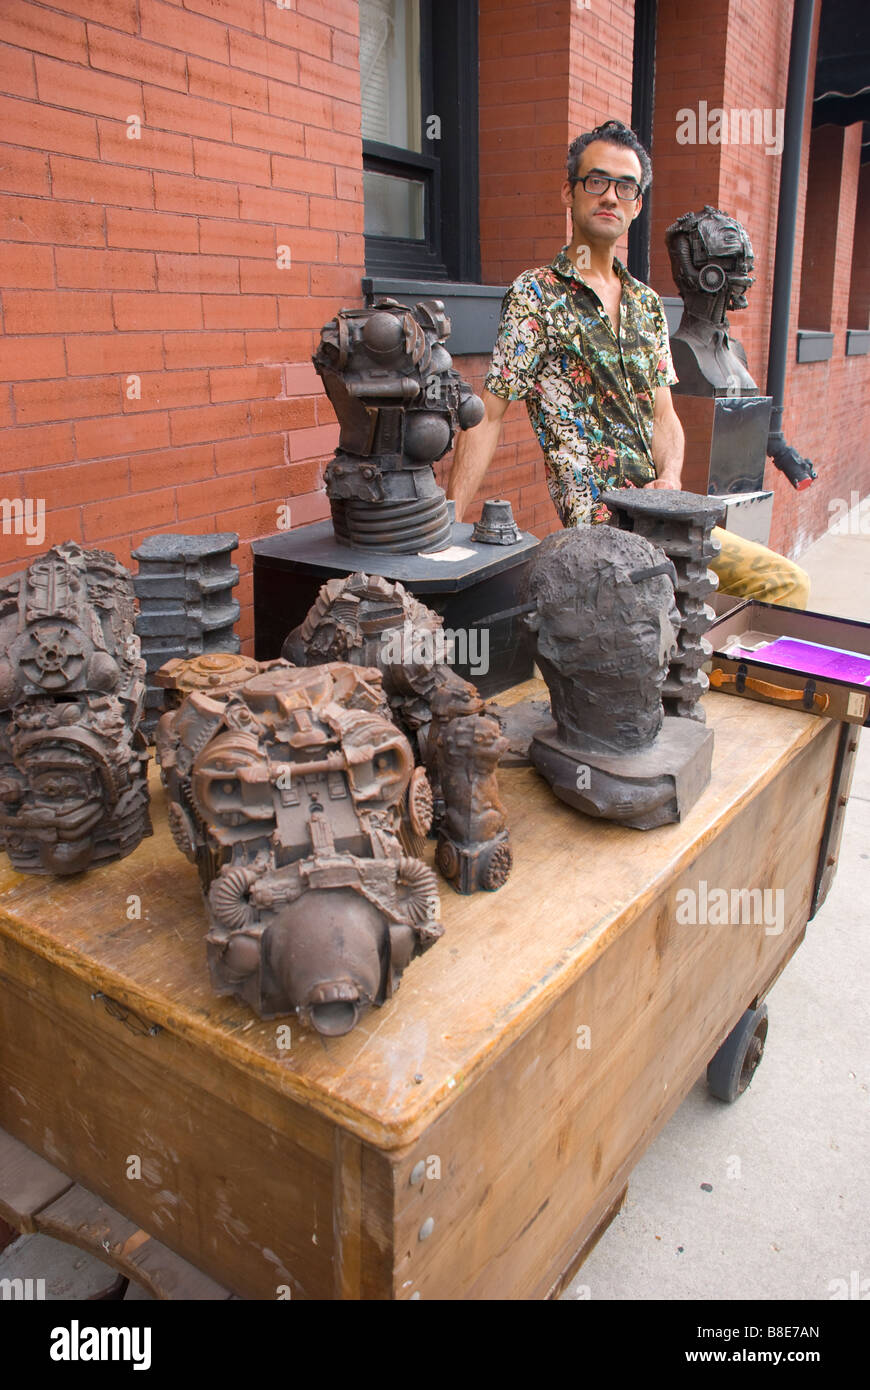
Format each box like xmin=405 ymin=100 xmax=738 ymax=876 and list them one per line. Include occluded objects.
xmin=665 ymin=206 xmax=759 ymax=397
xmin=0 ymin=543 xmax=151 ymax=875
xmin=156 ymin=657 xmax=442 ymax=1034
xmin=283 ymin=572 xmax=512 ymax=895
xmin=525 ymin=527 xmax=680 ymax=757
xmin=666 ymin=206 xmax=756 ymax=322
xmin=314 ymin=298 xmax=485 ymax=553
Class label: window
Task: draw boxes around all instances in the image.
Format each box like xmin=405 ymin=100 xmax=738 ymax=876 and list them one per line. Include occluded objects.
xmin=359 ymin=0 xmax=480 ymax=282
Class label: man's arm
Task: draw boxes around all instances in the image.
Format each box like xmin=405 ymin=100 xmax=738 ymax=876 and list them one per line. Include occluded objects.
xmin=446 ymin=387 xmax=510 ymax=522
xmin=644 ymin=384 xmax=684 ymax=490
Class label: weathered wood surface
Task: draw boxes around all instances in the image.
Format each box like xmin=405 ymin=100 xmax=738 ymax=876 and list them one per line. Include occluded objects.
xmin=0 ymin=689 xmax=835 ymax=1151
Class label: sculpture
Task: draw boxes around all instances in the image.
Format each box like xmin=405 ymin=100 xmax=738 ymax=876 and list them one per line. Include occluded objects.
xmin=282 ymin=572 xmax=512 ymax=894
xmin=0 ymin=543 xmax=151 ymax=874
xmin=666 ymin=205 xmax=817 ymax=491
xmin=132 ymin=531 xmax=241 ymax=740
xmin=525 ymin=527 xmax=714 ymax=829
xmin=601 ymin=489 xmax=726 ymax=722
xmin=665 ymin=205 xmax=758 ymax=397
xmin=314 ymin=298 xmax=485 ymax=553
xmin=156 ymin=657 xmax=442 ymax=1034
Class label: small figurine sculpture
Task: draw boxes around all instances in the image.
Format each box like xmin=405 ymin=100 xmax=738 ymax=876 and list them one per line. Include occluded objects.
xmin=314 ymin=298 xmax=485 ymax=553
xmin=283 ymin=572 xmax=512 ymax=893
xmin=525 ymin=526 xmax=714 ymax=829
xmin=156 ymin=657 xmax=442 ymax=1034
xmin=665 ymin=205 xmax=758 ymax=397
xmin=602 ymin=489 xmax=726 ymax=722
xmin=0 ymin=543 xmax=151 ymax=874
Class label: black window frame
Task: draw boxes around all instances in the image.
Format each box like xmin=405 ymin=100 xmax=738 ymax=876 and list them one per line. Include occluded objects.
xmin=362 ymin=0 xmax=480 ymax=284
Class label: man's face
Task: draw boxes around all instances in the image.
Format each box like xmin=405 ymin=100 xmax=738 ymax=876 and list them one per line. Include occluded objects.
xmin=561 ymin=139 xmax=644 ymax=247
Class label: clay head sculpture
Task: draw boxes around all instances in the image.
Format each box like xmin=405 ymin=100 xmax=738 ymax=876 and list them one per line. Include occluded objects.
xmin=526 ymin=526 xmax=680 ymax=756
xmin=524 ymin=526 xmax=713 ymax=829
xmin=157 ymin=657 xmax=442 ymax=1033
xmin=0 ymin=543 xmax=151 ymax=874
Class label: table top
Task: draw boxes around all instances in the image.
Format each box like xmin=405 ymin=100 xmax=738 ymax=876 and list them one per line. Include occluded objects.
xmin=0 ymin=687 xmax=827 ymax=1148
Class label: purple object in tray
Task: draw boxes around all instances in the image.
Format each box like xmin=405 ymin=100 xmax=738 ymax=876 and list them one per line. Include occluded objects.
xmin=729 ymin=637 xmax=870 ymax=685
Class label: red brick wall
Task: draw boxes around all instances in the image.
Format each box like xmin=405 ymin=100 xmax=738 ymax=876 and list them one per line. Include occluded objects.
xmin=0 ymin=0 xmax=364 ymax=650
xmin=799 ymin=125 xmax=847 ymax=332
xmin=848 ymin=163 xmax=870 ymax=330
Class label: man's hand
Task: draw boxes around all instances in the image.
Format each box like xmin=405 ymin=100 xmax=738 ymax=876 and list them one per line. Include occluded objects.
xmin=649 ymin=384 xmax=684 ymax=491
xmin=447 ymin=387 xmax=510 ymax=522
xmin=643 ymin=471 xmax=682 ymax=490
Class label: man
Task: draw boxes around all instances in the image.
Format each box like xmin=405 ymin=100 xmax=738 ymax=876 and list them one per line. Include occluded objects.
xmin=447 ymin=119 xmax=809 ymax=606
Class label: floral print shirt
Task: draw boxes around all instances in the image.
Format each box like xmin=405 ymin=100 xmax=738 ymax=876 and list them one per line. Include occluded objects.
xmin=484 ymin=248 xmax=678 ymax=526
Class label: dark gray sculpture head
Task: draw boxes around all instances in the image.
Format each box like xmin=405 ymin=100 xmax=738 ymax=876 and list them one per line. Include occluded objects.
xmin=314 ymin=299 xmax=484 ymax=553
xmin=665 ymin=206 xmax=758 ymax=396
xmin=666 ymin=206 xmax=755 ymax=319
xmin=525 ymin=526 xmax=680 ymax=755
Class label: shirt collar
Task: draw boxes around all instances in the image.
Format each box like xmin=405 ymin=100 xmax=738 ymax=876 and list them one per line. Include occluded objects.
xmin=551 ymin=246 xmax=635 ymax=295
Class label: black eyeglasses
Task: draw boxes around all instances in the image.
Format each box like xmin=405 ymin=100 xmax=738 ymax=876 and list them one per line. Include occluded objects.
xmin=571 ymin=173 xmax=642 ymax=201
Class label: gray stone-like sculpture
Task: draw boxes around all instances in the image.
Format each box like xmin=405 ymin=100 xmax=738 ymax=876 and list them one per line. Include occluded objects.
xmin=665 ymin=206 xmax=758 ymax=398
xmin=525 ymin=527 xmax=714 ymax=829
xmin=314 ymin=298 xmax=484 ymax=553
xmin=602 ymin=490 xmax=726 ymax=723
xmin=133 ymin=532 xmax=241 ymax=740
xmin=471 ymin=498 xmax=522 ymax=546
xmin=0 ymin=542 xmax=151 ymax=874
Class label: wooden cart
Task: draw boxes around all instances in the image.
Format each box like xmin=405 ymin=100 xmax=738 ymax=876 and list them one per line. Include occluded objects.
xmin=0 ymin=686 xmax=854 ymax=1299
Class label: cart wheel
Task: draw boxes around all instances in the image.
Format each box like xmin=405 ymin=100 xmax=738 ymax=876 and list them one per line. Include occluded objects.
xmin=707 ymin=1004 xmax=768 ymax=1103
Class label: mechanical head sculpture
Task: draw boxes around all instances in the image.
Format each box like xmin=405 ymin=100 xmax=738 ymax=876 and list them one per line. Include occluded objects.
xmin=156 ymin=657 xmax=442 ymax=1034
xmin=666 ymin=205 xmax=755 ymax=318
xmin=0 ymin=543 xmax=151 ymax=874
xmin=283 ymin=572 xmax=512 ymax=895
xmin=665 ymin=205 xmax=758 ymax=397
xmin=526 ymin=527 xmax=680 ymax=756
xmin=314 ymin=298 xmax=485 ymax=553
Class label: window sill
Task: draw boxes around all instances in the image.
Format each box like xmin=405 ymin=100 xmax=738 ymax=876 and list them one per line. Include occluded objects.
xmin=362 ymin=277 xmax=506 ymax=356
xmin=796 ymin=329 xmax=835 ymax=363
xmin=846 ymin=328 xmax=870 ymax=357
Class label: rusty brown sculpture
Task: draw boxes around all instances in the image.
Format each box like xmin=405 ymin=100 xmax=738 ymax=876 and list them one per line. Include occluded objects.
xmin=282 ymin=572 xmax=512 ymax=894
xmin=156 ymin=657 xmax=442 ymax=1034
xmin=0 ymin=542 xmax=151 ymax=874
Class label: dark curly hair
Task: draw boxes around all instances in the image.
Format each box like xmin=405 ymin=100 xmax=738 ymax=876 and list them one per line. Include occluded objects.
xmin=566 ymin=119 xmax=652 ymax=193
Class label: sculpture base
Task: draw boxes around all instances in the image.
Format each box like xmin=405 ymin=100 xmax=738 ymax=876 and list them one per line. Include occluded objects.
xmin=529 ymin=717 xmax=714 ymax=829
xmin=435 ymin=828 xmax=512 ymax=894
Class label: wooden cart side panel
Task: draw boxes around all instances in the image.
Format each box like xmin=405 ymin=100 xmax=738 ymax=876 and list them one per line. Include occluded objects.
xmin=382 ymin=721 xmax=838 ymax=1300
xmin=0 ymin=932 xmax=338 ymax=1300
xmin=332 ymin=1133 xmax=395 ymax=1300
